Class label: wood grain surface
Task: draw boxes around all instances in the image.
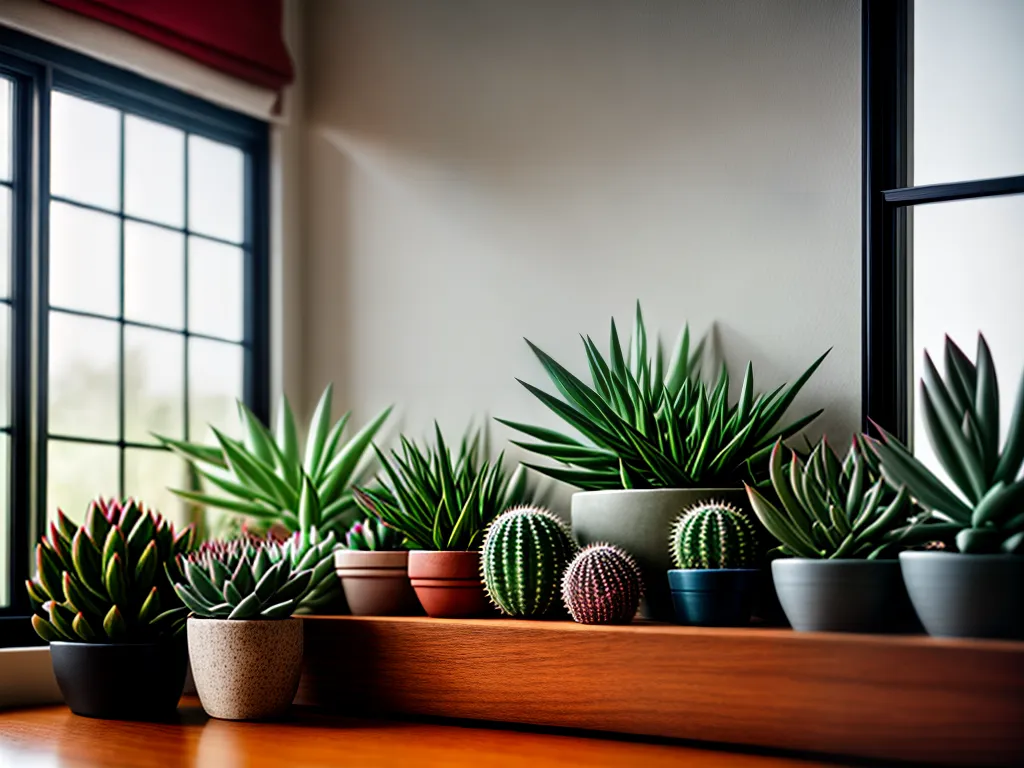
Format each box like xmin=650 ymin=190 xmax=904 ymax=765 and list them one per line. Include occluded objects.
xmin=297 ymin=616 xmax=1024 ymax=767
xmin=0 ymin=697 xmax=832 ymax=767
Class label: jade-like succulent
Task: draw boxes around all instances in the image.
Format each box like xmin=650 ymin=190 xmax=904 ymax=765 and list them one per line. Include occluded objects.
xmin=481 ymin=506 xmax=578 ymax=618
xmin=670 ymin=501 xmax=758 ymax=569
xmin=175 ymin=529 xmax=336 ymax=620
xmin=561 ymin=544 xmax=643 ymax=625
xmin=27 ymin=498 xmax=195 ymax=643
xmin=345 ymin=518 xmax=406 ymax=551
xmin=871 ymin=335 xmax=1024 ymax=554
xmin=747 ymin=437 xmax=939 ymax=559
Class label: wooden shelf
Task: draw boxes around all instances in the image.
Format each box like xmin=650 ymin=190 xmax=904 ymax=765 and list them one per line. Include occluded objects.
xmin=297 ymin=616 xmax=1024 ymax=767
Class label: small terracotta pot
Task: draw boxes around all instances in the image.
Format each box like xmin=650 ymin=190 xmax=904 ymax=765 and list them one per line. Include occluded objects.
xmin=187 ymin=617 xmax=303 ymax=721
xmin=334 ymin=550 xmax=421 ymax=616
xmin=408 ymin=550 xmax=489 ymax=618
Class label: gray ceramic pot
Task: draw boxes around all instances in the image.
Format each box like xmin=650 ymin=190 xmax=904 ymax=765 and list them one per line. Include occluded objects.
xmin=335 ymin=550 xmax=420 ymax=616
xmin=187 ymin=617 xmax=303 ymax=721
xmin=899 ymin=551 xmax=1024 ymax=639
xmin=572 ymin=488 xmax=750 ymax=620
xmin=772 ymin=559 xmax=902 ymax=633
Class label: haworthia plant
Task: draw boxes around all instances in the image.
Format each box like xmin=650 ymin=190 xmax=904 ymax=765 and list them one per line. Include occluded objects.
xmin=870 ymin=334 xmax=1024 ymax=555
xmin=746 ymin=437 xmax=946 ymax=560
xmin=27 ymin=498 xmax=195 ymax=643
xmin=499 ymin=302 xmax=829 ymax=491
xmin=174 ymin=529 xmax=336 ymax=620
xmin=354 ymin=423 xmax=540 ymax=551
xmin=156 ymin=384 xmax=391 ymax=539
xmin=344 ymin=517 xmax=407 ymax=551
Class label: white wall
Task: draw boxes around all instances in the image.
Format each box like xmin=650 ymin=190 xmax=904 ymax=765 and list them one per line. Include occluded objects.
xmin=301 ymin=0 xmax=862 ymax=499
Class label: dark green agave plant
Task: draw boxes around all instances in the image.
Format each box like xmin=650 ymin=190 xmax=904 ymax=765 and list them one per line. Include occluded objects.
xmin=499 ymin=303 xmax=829 ymax=490
xmin=354 ymin=424 xmax=539 ymax=551
xmin=871 ymin=334 xmax=1024 ymax=555
xmin=27 ymin=498 xmax=195 ymax=643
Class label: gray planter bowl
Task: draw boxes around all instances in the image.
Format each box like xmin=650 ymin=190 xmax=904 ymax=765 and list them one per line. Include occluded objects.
xmin=772 ymin=558 xmax=903 ymax=633
xmin=572 ymin=488 xmax=750 ymax=620
xmin=899 ymin=551 xmax=1024 ymax=640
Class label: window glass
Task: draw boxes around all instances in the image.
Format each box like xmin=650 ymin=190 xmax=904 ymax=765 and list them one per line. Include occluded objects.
xmin=50 ymin=91 xmax=121 ymax=210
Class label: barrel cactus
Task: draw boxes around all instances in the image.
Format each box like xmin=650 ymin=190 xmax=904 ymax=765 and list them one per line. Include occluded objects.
xmin=481 ymin=506 xmax=577 ymax=618
xmin=561 ymin=543 xmax=643 ymax=625
xmin=670 ymin=501 xmax=758 ymax=570
xmin=26 ymin=498 xmax=195 ymax=643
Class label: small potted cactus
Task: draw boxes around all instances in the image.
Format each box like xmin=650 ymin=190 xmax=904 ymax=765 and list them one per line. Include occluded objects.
xmin=174 ymin=529 xmax=336 ymax=720
xmin=562 ymin=543 xmax=643 ymax=624
xmin=355 ymin=424 xmax=538 ymax=618
xmin=25 ymin=498 xmax=194 ymax=719
xmin=746 ymin=437 xmax=939 ymax=633
xmin=334 ymin=517 xmax=418 ymax=616
xmin=667 ymin=501 xmax=760 ymax=627
xmin=481 ymin=506 xmax=577 ymax=618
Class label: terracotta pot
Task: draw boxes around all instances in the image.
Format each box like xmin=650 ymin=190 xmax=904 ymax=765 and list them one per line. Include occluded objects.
xmin=334 ymin=550 xmax=421 ymax=616
xmin=187 ymin=617 xmax=303 ymax=720
xmin=408 ymin=550 xmax=489 ymax=618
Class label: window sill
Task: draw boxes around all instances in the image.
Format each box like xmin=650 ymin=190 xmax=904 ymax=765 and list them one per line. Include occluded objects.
xmin=0 ymin=647 xmax=62 ymax=710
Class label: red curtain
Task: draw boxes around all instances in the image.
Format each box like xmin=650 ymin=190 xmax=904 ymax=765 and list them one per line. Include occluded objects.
xmin=43 ymin=0 xmax=294 ymax=90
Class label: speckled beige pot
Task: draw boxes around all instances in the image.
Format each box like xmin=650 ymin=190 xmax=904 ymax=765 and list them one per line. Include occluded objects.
xmin=187 ymin=617 xmax=303 ymax=721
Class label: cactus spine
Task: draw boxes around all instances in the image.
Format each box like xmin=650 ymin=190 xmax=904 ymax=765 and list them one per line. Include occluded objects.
xmin=481 ymin=506 xmax=577 ymax=618
xmin=561 ymin=544 xmax=642 ymax=625
xmin=670 ymin=501 xmax=757 ymax=569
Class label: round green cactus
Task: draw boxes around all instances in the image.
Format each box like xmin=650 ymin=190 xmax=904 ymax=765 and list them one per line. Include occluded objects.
xmin=481 ymin=506 xmax=577 ymax=618
xmin=670 ymin=501 xmax=758 ymax=569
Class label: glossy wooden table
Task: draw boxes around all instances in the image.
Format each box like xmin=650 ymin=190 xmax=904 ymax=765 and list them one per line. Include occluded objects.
xmin=0 ymin=699 xmax=841 ymax=767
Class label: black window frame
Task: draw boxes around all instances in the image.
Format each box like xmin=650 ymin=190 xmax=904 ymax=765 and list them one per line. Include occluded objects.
xmin=862 ymin=0 xmax=1024 ymax=442
xmin=0 ymin=27 xmax=271 ymax=647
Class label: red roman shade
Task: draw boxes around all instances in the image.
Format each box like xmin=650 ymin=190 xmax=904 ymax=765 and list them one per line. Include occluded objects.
xmin=43 ymin=0 xmax=294 ymax=90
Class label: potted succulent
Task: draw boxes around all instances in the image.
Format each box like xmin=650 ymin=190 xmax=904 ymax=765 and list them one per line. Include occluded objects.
xmin=667 ymin=501 xmax=760 ymax=627
xmin=500 ymin=303 xmax=828 ymax=619
xmin=26 ymin=498 xmax=194 ymax=719
xmin=561 ymin=543 xmax=644 ymax=625
xmin=354 ymin=424 xmax=538 ymax=618
xmin=746 ymin=437 xmax=939 ymax=633
xmin=174 ymin=529 xmax=336 ymax=720
xmin=334 ymin=517 xmax=418 ymax=616
xmin=157 ymin=385 xmax=391 ymax=611
xmin=871 ymin=335 xmax=1024 ymax=639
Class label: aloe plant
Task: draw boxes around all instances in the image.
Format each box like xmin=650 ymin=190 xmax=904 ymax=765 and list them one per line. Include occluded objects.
xmin=175 ymin=530 xmax=335 ymax=619
xmin=354 ymin=424 xmax=538 ymax=551
xmin=499 ymin=303 xmax=828 ymax=491
xmin=157 ymin=385 xmax=391 ymax=539
xmin=871 ymin=335 xmax=1024 ymax=555
xmin=746 ymin=437 xmax=943 ymax=559
xmin=27 ymin=499 xmax=194 ymax=643
xmin=345 ymin=517 xmax=406 ymax=551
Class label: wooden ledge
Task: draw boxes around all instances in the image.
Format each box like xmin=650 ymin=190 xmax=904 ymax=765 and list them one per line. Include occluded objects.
xmin=297 ymin=616 xmax=1024 ymax=767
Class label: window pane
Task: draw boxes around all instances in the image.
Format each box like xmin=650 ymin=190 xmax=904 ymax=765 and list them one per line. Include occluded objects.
xmin=47 ymin=440 xmax=120 ymax=525
xmin=914 ymin=0 xmax=1024 ymax=184
xmin=0 ymin=77 xmax=11 ymax=182
xmin=188 ymin=135 xmax=243 ymax=243
xmin=50 ymin=92 xmax=121 ymax=210
xmin=125 ymin=448 xmax=188 ymax=529
xmin=49 ymin=313 xmax=120 ymax=439
xmin=0 ymin=307 xmax=8 ymax=429
xmin=0 ymin=436 xmax=8 ymax=607
xmin=124 ymin=221 xmax=184 ymax=329
xmin=125 ymin=115 xmax=184 ymax=227
xmin=189 ymin=338 xmax=243 ymax=442
xmin=189 ymin=237 xmax=243 ymax=340
xmin=912 ymin=194 xmax=1024 ymax=484
xmin=125 ymin=327 xmax=184 ymax=443
xmin=0 ymin=186 xmax=8 ymax=299
xmin=49 ymin=202 xmax=120 ymax=315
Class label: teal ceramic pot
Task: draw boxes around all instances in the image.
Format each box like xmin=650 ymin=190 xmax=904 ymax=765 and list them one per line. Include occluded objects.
xmin=899 ymin=551 xmax=1024 ymax=639
xmin=668 ymin=569 xmax=759 ymax=627
xmin=572 ymin=488 xmax=751 ymax=620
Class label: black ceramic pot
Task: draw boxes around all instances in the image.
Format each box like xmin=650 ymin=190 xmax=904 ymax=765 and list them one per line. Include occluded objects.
xmin=668 ymin=569 xmax=759 ymax=627
xmin=50 ymin=640 xmax=187 ymax=719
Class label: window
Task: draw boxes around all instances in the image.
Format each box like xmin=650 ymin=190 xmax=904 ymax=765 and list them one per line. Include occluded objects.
xmin=862 ymin=0 xmax=1024 ymax=445
xmin=0 ymin=28 xmax=270 ymax=646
